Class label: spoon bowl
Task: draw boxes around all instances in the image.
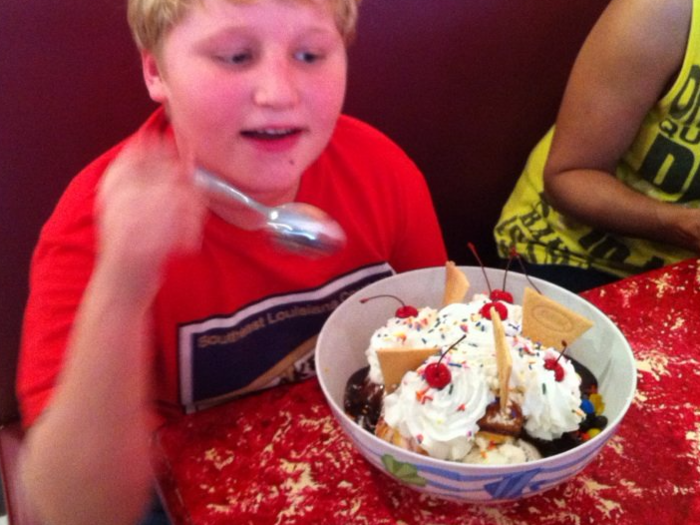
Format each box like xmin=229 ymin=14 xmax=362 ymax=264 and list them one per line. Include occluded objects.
xmin=267 ymin=202 xmax=347 ymax=256
xmin=195 ymin=168 xmax=347 ymax=257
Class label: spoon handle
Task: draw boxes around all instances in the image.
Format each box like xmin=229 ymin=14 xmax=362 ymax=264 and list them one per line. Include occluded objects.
xmin=194 ymin=168 xmax=268 ymax=215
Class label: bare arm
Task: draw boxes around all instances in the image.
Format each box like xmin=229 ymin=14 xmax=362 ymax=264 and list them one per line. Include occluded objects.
xmin=543 ymin=0 xmax=700 ymax=252
xmin=20 ymin=133 xmax=206 ymax=525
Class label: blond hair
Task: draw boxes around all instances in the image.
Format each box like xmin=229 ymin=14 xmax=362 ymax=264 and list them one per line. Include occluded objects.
xmin=127 ymin=0 xmax=362 ymax=52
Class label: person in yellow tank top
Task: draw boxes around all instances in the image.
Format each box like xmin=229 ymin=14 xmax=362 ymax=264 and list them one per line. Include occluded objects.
xmin=494 ymin=0 xmax=700 ymax=292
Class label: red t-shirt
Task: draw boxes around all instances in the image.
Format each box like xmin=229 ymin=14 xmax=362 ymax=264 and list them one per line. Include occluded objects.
xmin=18 ymin=109 xmax=447 ymax=426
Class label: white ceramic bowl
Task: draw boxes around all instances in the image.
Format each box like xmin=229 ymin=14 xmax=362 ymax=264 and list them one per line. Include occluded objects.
xmin=315 ymin=266 xmax=636 ymax=503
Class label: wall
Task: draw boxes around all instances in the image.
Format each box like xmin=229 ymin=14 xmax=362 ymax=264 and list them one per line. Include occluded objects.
xmin=0 ymin=0 xmax=609 ymax=422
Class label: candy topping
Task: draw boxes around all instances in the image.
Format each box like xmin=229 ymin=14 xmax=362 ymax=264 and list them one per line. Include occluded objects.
xmin=580 ymin=398 xmax=595 ymax=415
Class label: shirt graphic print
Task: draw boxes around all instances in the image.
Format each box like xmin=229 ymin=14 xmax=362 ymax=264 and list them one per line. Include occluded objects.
xmin=178 ymin=263 xmax=393 ymax=412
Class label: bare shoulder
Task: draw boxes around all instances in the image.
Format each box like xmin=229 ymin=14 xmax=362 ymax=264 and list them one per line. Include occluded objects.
xmin=572 ymin=0 xmax=691 ymax=100
xmin=616 ymin=0 xmax=691 ymax=24
xmin=595 ymin=0 xmax=691 ymax=59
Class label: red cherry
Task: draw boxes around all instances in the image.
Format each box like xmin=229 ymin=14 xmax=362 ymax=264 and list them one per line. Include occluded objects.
xmin=544 ymin=357 xmax=565 ymax=382
xmin=360 ymin=294 xmax=417 ymax=319
xmin=480 ymin=301 xmax=508 ymax=320
xmin=424 ymin=362 xmax=452 ymax=389
xmin=490 ymin=289 xmax=514 ymax=303
xmin=395 ymin=305 xmax=419 ymax=318
xmin=422 ymin=335 xmax=466 ymax=390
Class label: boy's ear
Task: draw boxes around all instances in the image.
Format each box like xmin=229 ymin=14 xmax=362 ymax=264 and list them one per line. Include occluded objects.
xmin=141 ymin=50 xmax=167 ymax=103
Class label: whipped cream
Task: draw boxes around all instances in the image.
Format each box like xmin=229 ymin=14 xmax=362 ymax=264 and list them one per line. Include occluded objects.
xmin=383 ymin=354 xmax=493 ymax=460
xmin=366 ymin=293 xmax=585 ymax=462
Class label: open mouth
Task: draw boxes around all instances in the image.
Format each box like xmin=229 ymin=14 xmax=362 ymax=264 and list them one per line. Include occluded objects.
xmin=241 ymin=128 xmax=302 ymax=140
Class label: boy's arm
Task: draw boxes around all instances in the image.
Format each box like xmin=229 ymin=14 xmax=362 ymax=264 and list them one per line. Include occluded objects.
xmin=20 ymin=132 xmax=206 ymax=525
xmin=543 ymin=0 xmax=700 ymax=252
xmin=21 ymin=266 xmax=157 ymax=525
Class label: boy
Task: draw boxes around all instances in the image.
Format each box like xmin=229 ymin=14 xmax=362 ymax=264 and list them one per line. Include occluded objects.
xmin=17 ymin=0 xmax=447 ymax=523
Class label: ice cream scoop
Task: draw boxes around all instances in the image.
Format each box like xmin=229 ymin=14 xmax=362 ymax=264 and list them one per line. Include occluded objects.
xmin=195 ymin=168 xmax=347 ymax=257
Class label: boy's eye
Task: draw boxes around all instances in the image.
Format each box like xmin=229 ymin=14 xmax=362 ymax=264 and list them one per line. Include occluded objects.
xmin=294 ymin=50 xmax=323 ymax=64
xmin=219 ymin=51 xmax=253 ymax=65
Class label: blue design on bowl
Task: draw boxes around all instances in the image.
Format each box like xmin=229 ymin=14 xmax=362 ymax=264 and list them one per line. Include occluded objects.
xmin=484 ymin=468 xmax=541 ymax=499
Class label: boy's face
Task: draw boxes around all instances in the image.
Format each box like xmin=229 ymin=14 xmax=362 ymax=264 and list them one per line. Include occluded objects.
xmin=143 ymin=0 xmax=347 ymax=204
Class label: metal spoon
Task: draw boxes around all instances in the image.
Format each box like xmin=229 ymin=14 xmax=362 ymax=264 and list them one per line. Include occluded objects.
xmin=194 ymin=168 xmax=347 ymax=257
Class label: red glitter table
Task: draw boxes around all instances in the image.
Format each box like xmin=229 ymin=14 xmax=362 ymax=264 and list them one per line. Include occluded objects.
xmin=153 ymin=259 xmax=700 ymax=524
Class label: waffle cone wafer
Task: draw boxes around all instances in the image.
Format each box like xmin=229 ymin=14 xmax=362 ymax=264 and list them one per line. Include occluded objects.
xmin=491 ymin=308 xmax=512 ymax=412
xmin=442 ymin=261 xmax=470 ymax=306
xmin=522 ymin=287 xmax=593 ymax=350
xmin=376 ymin=347 xmax=438 ymax=393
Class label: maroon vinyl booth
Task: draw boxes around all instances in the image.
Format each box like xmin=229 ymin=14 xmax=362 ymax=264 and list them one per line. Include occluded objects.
xmin=0 ymin=0 xmax=609 ymax=522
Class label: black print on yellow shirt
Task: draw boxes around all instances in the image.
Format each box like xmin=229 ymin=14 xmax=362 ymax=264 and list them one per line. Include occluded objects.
xmin=639 ymin=65 xmax=700 ymax=202
xmin=494 ymin=199 xmax=575 ymax=267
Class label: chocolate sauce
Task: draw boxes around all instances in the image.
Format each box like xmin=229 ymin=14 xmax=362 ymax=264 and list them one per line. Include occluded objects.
xmin=344 ymin=367 xmax=383 ymax=434
xmin=343 ymin=358 xmax=607 ymax=459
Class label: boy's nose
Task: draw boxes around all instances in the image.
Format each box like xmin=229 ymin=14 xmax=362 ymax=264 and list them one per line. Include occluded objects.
xmin=253 ymin=58 xmax=300 ymax=109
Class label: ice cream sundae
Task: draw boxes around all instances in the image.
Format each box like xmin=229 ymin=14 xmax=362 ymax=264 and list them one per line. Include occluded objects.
xmin=344 ymin=262 xmax=607 ymax=464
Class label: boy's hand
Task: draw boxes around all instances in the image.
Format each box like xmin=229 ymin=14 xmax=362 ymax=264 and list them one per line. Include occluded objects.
xmin=96 ymin=130 xmax=207 ymax=298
